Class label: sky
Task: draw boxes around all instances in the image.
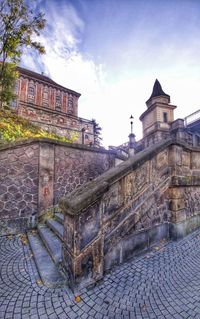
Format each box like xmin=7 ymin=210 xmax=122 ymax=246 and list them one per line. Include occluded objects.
xmin=22 ymin=0 xmax=200 ymax=147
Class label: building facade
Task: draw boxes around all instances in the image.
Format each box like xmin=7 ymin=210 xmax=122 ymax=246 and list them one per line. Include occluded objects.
xmin=13 ymin=67 xmax=96 ymax=145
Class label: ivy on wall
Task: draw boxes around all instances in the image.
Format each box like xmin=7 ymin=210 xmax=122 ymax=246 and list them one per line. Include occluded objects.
xmin=0 ymin=109 xmax=78 ymax=143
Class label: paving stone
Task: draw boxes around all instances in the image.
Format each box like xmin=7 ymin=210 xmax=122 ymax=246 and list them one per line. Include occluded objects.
xmin=3 ymin=231 xmax=200 ymax=318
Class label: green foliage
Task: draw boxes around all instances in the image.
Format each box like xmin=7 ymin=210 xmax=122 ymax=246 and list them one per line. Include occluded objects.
xmin=92 ymin=119 xmax=102 ymax=146
xmin=0 ymin=62 xmax=18 ymax=106
xmin=0 ymin=109 xmax=78 ymax=143
xmin=0 ymin=0 xmax=46 ymax=107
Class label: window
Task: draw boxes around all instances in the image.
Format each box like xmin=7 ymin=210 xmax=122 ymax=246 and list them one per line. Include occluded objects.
xmin=28 ymin=81 xmax=35 ymax=103
xmin=43 ymin=86 xmax=49 ymax=106
xmin=163 ymin=112 xmax=168 ymax=123
xmin=11 ymin=81 xmax=19 ymax=108
xmin=55 ymin=91 xmax=61 ymax=111
xmin=68 ymin=94 xmax=73 ymax=114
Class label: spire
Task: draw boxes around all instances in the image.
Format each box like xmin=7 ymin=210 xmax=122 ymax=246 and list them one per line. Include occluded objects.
xmin=146 ymin=79 xmax=170 ymax=104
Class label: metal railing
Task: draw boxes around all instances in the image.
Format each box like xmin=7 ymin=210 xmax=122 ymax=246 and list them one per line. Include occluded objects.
xmin=184 ymin=109 xmax=200 ymax=127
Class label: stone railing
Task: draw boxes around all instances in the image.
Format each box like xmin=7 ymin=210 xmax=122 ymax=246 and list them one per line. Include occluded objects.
xmin=60 ymin=138 xmax=200 ymax=290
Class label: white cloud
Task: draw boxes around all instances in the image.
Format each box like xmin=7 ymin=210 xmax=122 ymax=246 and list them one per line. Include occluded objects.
xmin=22 ymin=0 xmax=107 ymax=135
xmin=21 ymin=0 xmax=200 ymax=148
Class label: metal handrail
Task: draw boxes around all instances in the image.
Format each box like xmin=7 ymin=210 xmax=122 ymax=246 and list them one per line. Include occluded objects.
xmin=184 ymin=109 xmax=200 ymax=126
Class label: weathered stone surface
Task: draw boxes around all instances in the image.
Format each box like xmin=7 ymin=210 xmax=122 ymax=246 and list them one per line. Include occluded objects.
xmin=54 ymin=145 xmax=115 ymax=204
xmin=38 ymin=143 xmax=54 ymax=215
xmin=0 ymin=144 xmax=39 ymax=227
xmin=61 ymin=139 xmax=200 ymax=290
xmin=0 ymin=139 xmax=116 ymax=234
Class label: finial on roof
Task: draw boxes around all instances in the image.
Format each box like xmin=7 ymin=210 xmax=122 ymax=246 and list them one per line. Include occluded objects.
xmin=148 ymin=79 xmax=170 ymax=101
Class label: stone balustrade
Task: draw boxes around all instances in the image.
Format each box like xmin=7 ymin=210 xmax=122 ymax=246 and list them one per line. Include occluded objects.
xmin=60 ymin=138 xmax=200 ymax=290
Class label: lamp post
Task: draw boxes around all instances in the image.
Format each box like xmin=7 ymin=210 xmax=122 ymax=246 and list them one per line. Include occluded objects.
xmin=129 ymin=115 xmax=135 ymax=156
xmin=130 ymin=115 xmax=134 ymax=134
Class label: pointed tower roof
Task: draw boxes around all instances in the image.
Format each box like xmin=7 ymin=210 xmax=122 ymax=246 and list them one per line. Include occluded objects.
xmin=146 ymin=79 xmax=170 ymax=105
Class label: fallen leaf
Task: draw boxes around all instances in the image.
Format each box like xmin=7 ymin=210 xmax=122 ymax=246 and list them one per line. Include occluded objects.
xmin=19 ymin=234 xmax=28 ymax=245
xmin=141 ymin=304 xmax=147 ymax=311
xmin=75 ymin=295 xmax=81 ymax=302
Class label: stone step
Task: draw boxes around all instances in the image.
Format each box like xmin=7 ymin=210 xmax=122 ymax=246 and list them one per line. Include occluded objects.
xmin=27 ymin=232 xmax=65 ymax=288
xmin=54 ymin=212 xmax=64 ymax=224
xmin=46 ymin=219 xmax=64 ymax=241
xmin=38 ymin=225 xmax=62 ymax=265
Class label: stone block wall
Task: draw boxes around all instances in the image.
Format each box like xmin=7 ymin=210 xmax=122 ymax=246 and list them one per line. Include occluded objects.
xmin=0 ymin=143 xmax=39 ymax=234
xmin=54 ymin=146 xmax=114 ymax=204
xmin=168 ymin=144 xmax=200 ymax=238
xmin=0 ymin=139 xmax=116 ymax=235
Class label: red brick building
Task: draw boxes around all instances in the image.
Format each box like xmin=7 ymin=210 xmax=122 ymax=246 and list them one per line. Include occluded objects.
xmin=13 ymin=67 xmax=96 ymax=145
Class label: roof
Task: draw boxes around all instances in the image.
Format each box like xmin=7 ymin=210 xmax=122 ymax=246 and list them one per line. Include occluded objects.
xmin=17 ymin=66 xmax=81 ymax=97
xmin=146 ymin=79 xmax=170 ymax=104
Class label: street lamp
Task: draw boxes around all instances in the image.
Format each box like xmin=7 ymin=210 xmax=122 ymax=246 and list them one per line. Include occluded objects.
xmin=129 ymin=115 xmax=135 ymax=155
xmin=130 ymin=115 xmax=134 ymax=134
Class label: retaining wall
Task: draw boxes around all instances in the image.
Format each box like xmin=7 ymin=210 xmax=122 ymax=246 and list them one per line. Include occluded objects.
xmin=0 ymin=138 xmax=116 ymax=235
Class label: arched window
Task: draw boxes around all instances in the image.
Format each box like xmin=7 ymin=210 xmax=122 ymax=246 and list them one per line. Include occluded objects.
xmin=11 ymin=81 xmax=19 ymax=108
xmin=68 ymin=94 xmax=73 ymax=114
xmin=43 ymin=86 xmax=49 ymax=106
xmin=163 ymin=112 xmax=168 ymax=123
xmin=55 ymin=91 xmax=61 ymax=111
xmin=28 ymin=81 xmax=35 ymax=103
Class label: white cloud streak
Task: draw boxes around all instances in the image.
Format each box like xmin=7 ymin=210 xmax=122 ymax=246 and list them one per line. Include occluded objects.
xmin=21 ymin=0 xmax=200 ymax=147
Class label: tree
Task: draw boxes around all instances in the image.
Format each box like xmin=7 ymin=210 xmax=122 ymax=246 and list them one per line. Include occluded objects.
xmin=92 ymin=119 xmax=102 ymax=147
xmin=0 ymin=0 xmax=46 ymax=108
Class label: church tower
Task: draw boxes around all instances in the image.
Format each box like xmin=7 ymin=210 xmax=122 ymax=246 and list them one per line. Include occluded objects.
xmin=140 ymin=79 xmax=176 ymax=147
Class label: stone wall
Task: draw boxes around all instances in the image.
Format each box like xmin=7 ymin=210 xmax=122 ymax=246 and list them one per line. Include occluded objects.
xmin=60 ymin=139 xmax=172 ymax=289
xmin=18 ymin=103 xmax=95 ymax=145
xmin=54 ymin=146 xmax=114 ymax=204
xmin=169 ymin=144 xmax=200 ymax=238
xmin=0 ymin=139 xmax=116 ymax=235
xmin=0 ymin=143 xmax=39 ymax=234
xmin=60 ymin=139 xmax=200 ymax=290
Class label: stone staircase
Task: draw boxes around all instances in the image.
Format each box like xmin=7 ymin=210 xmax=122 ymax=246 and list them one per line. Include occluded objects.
xmin=27 ymin=212 xmax=66 ymax=288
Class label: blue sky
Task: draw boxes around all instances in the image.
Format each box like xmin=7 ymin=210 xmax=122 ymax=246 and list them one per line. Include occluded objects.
xmin=23 ymin=0 xmax=200 ymax=147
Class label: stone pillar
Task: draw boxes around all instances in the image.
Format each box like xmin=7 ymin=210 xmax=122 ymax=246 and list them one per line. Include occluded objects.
xmin=38 ymin=143 xmax=55 ymax=216
xmin=61 ymin=201 xmax=104 ymax=291
xmin=168 ymin=143 xmax=186 ymax=239
xmin=169 ymin=187 xmax=185 ymax=221
xmin=128 ymin=133 xmax=136 ymax=157
xmin=171 ymin=119 xmax=185 ymax=141
xmin=169 ymin=186 xmax=186 ymax=239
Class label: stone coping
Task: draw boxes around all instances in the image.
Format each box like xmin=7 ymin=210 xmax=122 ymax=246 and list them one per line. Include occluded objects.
xmin=60 ymin=138 xmax=200 ymax=216
xmin=0 ymin=137 xmax=116 ymax=155
xmin=171 ymin=175 xmax=200 ymax=186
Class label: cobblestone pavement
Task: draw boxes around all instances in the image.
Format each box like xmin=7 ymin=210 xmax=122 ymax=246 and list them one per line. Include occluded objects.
xmin=1 ymin=231 xmax=200 ymax=319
